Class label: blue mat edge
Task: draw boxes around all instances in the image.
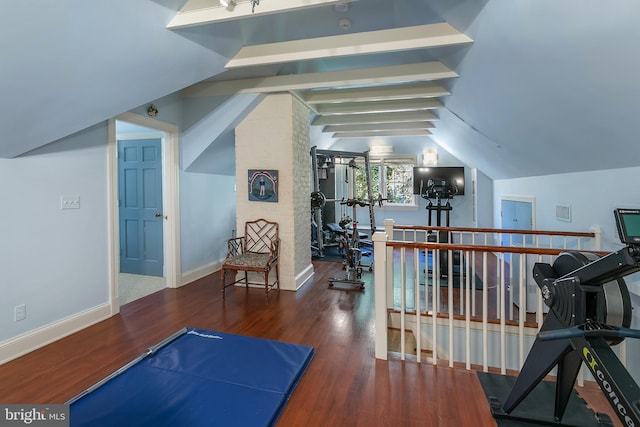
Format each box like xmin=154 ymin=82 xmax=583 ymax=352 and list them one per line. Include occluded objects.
xmin=268 ymin=344 xmax=315 ymax=426
xmin=68 ymin=327 xmax=316 ymax=427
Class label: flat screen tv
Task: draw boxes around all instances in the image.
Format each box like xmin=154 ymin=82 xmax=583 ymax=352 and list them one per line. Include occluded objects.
xmin=413 ymin=166 xmax=465 ymax=197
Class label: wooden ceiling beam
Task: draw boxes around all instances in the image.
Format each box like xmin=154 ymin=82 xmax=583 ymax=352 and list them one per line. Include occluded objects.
xmin=168 ymin=0 xmax=343 ymax=29
xmin=322 ymin=121 xmax=435 ymax=133
xmin=182 ymin=62 xmax=457 ymax=97
xmin=301 ymin=82 xmax=450 ymax=104
xmin=226 ymin=23 xmax=472 ymax=68
xmin=312 ymin=111 xmax=439 ymax=126
xmin=316 ymin=98 xmax=443 ymax=115
xmin=333 ymin=129 xmax=432 ymax=138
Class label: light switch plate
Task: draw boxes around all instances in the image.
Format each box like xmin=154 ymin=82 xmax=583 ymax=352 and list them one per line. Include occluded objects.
xmin=61 ymin=195 xmax=80 ymax=209
xmin=15 ymin=304 xmax=26 ymax=322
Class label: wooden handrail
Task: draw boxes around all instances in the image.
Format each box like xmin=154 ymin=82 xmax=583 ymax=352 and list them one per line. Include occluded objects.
xmin=393 ymin=224 xmax=596 ymax=238
xmin=376 ymin=223 xmax=609 ymax=372
xmin=384 ymin=239 xmax=609 ymax=256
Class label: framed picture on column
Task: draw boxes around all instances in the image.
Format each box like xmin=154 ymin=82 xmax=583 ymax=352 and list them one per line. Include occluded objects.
xmin=248 ymin=170 xmax=278 ymax=202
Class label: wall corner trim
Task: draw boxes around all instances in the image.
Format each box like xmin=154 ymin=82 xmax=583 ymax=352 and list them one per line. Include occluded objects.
xmin=295 ymin=263 xmax=315 ymax=290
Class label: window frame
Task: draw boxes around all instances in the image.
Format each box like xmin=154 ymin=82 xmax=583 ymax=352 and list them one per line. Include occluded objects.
xmin=354 ymin=155 xmax=418 ymax=209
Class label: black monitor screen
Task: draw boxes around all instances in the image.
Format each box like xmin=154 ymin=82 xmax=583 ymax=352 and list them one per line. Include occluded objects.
xmin=614 ymin=208 xmax=640 ymax=244
xmin=413 ymin=167 xmax=465 ymax=196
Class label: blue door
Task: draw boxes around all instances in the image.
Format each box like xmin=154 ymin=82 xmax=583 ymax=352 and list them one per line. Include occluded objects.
xmin=501 ymin=199 xmax=533 ymax=246
xmin=502 ymin=199 xmax=534 ymax=310
xmin=118 ymin=139 xmax=164 ymax=276
xmin=501 ymin=199 xmax=533 ymax=273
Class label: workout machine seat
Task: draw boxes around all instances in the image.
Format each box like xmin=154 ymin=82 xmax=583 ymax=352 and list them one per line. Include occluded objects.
xmin=221 ymin=219 xmax=280 ymax=304
xmin=326 ymin=222 xmax=343 ymax=233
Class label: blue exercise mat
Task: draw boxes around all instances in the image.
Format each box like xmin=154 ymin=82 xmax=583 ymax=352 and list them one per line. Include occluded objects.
xmin=68 ymin=328 xmax=314 ymax=427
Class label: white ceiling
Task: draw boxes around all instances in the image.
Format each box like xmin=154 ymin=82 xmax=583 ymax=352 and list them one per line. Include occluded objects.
xmin=3 ymin=0 xmax=640 ymax=180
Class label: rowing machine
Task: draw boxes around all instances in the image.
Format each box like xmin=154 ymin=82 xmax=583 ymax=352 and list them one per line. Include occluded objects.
xmin=493 ymin=209 xmax=640 ymax=426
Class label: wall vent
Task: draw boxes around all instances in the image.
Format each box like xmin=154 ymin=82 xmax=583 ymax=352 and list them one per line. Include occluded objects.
xmin=556 ymin=204 xmax=571 ymax=222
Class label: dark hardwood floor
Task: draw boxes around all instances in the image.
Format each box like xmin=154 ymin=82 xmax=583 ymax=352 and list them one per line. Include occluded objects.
xmin=0 ymin=261 xmax=621 ymax=426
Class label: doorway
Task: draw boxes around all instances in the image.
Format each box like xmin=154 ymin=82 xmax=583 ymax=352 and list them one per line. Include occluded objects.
xmin=501 ymin=197 xmax=534 ymax=246
xmin=108 ymin=113 xmax=181 ymax=313
xmin=118 ymin=138 xmax=164 ymax=277
xmin=117 ymin=135 xmax=165 ymax=305
xmin=501 ymin=196 xmax=535 ymax=312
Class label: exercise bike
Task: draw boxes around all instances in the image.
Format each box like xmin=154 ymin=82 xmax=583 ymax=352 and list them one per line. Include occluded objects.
xmin=328 ymin=198 xmax=374 ymax=290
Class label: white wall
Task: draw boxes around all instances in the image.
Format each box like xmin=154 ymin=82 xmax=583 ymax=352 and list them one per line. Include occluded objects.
xmin=0 ymin=123 xmax=110 ymax=343
xmin=494 ymin=166 xmax=640 ymax=252
xmin=0 ymin=92 xmax=241 ymax=360
xmin=475 ymin=168 xmax=494 ymax=228
xmin=179 ymin=172 xmax=236 ymax=273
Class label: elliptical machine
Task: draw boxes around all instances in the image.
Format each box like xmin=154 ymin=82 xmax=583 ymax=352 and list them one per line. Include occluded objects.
xmin=421 ymin=178 xmax=460 ymax=277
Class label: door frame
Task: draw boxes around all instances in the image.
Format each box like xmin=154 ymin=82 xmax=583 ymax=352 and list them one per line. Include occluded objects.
xmin=107 ymin=112 xmax=181 ymax=315
xmin=500 ymin=195 xmax=536 ymax=229
xmin=500 ymin=195 xmax=537 ymax=313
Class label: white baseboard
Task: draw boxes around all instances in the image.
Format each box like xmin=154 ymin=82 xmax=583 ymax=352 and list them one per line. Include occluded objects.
xmin=1 ymin=259 xmax=301 ymax=366
xmin=110 ymin=296 xmax=120 ymax=316
xmin=295 ymin=263 xmax=314 ymax=290
xmin=180 ymin=259 xmax=223 ymax=287
xmin=0 ymin=303 xmax=112 ymax=365
xmin=222 ymin=264 xmax=314 ymax=292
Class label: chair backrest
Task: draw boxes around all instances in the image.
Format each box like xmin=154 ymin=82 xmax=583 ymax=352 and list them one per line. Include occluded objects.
xmin=245 ymin=219 xmax=278 ymax=254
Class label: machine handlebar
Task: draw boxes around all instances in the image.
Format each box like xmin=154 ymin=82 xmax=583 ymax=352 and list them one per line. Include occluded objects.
xmin=338 ymin=194 xmax=387 ymax=208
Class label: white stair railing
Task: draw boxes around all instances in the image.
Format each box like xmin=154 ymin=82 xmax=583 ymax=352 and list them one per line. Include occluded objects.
xmin=374 ymin=221 xmax=604 ymax=376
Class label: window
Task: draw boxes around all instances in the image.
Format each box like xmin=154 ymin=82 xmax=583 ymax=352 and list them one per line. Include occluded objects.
xmin=354 ymin=157 xmax=416 ymax=206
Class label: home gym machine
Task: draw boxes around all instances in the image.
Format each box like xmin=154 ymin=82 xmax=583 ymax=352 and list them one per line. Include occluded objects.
xmin=486 ymin=208 xmax=640 ymax=426
xmin=310 ymin=147 xmax=377 ymax=258
xmin=311 ymin=147 xmax=383 ymax=290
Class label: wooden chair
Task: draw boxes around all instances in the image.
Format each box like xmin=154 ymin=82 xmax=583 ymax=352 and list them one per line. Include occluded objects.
xmin=221 ymin=218 xmax=280 ymax=304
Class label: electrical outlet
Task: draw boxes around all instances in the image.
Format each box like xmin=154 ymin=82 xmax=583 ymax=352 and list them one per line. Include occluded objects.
xmin=14 ymin=304 xmax=26 ymax=322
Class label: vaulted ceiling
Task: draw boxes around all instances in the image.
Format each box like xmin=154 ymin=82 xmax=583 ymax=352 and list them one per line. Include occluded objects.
xmin=3 ymin=0 xmax=640 ymax=180
xmin=179 ymin=13 xmax=470 ymax=139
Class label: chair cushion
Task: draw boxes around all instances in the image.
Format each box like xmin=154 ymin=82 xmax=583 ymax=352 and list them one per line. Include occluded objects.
xmin=224 ymin=253 xmax=271 ymax=268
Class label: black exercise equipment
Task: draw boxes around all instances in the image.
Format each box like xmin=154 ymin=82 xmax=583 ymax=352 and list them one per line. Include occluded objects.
xmin=420 ymin=175 xmax=460 ymax=226
xmin=328 ymin=198 xmax=375 ymax=290
xmin=420 ymin=177 xmax=459 ymax=276
xmin=488 ymin=208 xmax=640 ymax=426
xmin=310 ymin=147 xmax=376 ymax=258
xmin=310 ymin=191 xmax=326 ymax=209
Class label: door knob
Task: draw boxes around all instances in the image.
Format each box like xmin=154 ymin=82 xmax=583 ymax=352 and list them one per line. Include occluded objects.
xmin=155 ymin=212 xmax=162 ymax=218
